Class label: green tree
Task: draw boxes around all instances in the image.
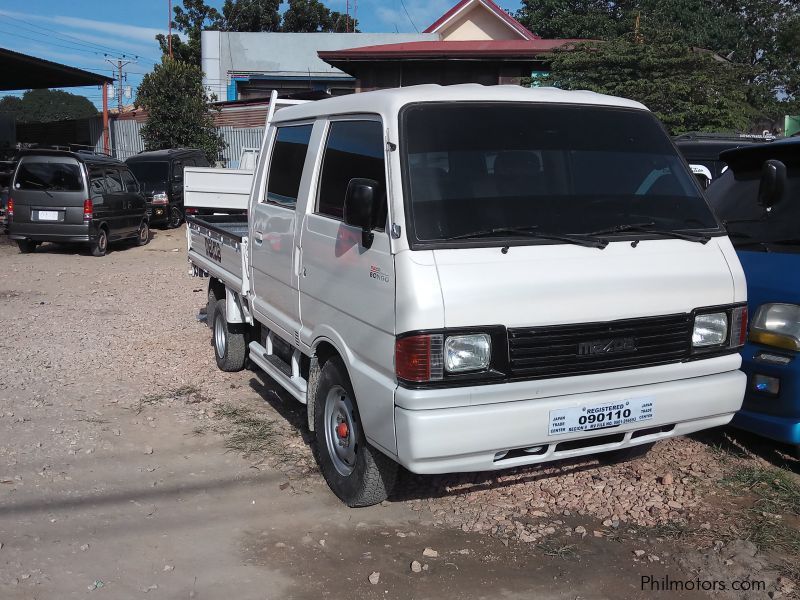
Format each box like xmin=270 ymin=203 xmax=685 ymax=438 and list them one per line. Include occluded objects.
xmin=541 ymin=39 xmax=753 ymax=134
xmin=157 ymin=0 xmax=221 ymax=65
xmin=220 ymin=0 xmax=281 ymax=32
xmin=0 ymin=89 xmax=98 ymax=123
xmin=281 ymin=0 xmax=357 ymax=32
xmin=135 ymin=58 xmax=225 ymax=162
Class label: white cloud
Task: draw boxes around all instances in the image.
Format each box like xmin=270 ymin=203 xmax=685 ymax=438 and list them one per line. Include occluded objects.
xmin=0 ymin=9 xmax=164 ymax=44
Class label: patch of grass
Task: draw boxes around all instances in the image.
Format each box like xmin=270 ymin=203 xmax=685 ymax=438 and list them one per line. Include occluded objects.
xmin=745 ymin=513 xmax=800 ymax=555
xmin=538 ymin=542 xmax=578 ymax=559
xmin=215 ymin=404 xmax=276 ymax=456
xmin=132 ymin=384 xmax=203 ymax=414
xmin=724 ymin=465 xmax=800 ymax=515
xmin=648 ymin=521 xmax=691 ymax=541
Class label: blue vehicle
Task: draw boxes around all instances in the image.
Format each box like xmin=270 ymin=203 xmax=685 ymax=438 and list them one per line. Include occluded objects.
xmin=706 ymin=137 xmax=800 ymax=458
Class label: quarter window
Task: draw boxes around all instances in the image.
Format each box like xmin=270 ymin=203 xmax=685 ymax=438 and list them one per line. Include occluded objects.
xmin=317 ymin=120 xmax=386 ymax=222
xmin=121 ymin=170 xmax=138 ymax=192
xmin=105 ymin=170 xmax=123 ymax=193
xmin=266 ymin=125 xmax=313 ymax=208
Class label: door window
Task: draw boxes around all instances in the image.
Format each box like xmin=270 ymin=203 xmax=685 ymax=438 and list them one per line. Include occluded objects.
xmin=265 ymin=124 xmax=313 ymax=208
xmin=105 ymin=170 xmax=123 ymax=193
xmin=317 ymin=120 xmax=386 ymax=224
xmin=121 ymin=170 xmax=138 ymax=192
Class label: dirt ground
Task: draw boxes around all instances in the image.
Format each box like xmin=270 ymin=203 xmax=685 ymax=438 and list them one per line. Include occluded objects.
xmin=0 ymin=228 xmax=798 ymax=600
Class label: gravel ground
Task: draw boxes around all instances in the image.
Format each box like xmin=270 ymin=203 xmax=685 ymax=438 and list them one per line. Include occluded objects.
xmin=1 ymin=229 xmax=798 ymax=599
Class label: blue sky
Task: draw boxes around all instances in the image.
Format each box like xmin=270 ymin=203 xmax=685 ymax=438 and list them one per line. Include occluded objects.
xmin=0 ymin=0 xmax=522 ymax=108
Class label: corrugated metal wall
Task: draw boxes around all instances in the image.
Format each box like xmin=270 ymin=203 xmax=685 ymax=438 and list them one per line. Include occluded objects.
xmin=219 ymin=126 xmax=263 ymax=167
xmin=100 ymin=120 xmax=263 ymax=166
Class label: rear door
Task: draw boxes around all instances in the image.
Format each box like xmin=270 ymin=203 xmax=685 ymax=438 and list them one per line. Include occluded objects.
xmin=250 ymin=123 xmax=314 ymax=341
xmin=11 ymin=156 xmax=86 ymax=225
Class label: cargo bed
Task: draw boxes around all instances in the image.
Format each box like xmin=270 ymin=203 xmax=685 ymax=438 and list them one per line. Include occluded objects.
xmin=187 ymin=214 xmax=250 ymax=294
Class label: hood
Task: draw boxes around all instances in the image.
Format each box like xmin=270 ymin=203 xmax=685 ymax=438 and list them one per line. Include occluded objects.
xmin=430 ymin=238 xmax=740 ymax=328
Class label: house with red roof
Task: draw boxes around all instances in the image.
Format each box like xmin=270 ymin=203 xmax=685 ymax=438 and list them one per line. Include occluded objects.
xmin=318 ymin=0 xmax=584 ymax=91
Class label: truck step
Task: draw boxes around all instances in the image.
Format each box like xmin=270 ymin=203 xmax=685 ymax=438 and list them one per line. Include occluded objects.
xmin=248 ymin=341 xmax=307 ymax=404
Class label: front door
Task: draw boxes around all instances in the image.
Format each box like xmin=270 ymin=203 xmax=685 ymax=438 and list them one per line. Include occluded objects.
xmin=250 ymin=123 xmax=314 ymax=341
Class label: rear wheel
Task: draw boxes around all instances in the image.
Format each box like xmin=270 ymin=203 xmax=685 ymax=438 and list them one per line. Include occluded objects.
xmin=313 ymin=357 xmax=397 ymax=507
xmin=16 ymin=240 xmax=38 ymax=254
xmin=167 ymin=205 xmax=183 ymax=229
xmin=135 ymin=221 xmax=150 ymax=246
xmin=212 ymin=299 xmax=246 ymax=372
xmin=91 ymin=228 xmax=108 ymax=257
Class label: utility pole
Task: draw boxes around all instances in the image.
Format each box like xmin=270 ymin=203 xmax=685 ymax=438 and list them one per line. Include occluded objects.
xmin=168 ymin=0 xmax=173 ymax=58
xmin=106 ymin=58 xmax=133 ymax=113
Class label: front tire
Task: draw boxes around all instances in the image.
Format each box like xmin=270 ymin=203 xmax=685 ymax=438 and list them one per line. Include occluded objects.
xmin=313 ymin=357 xmax=397 ymax=507
xmin=17 ymin=240 xmax=38 ymax=253
xmin=212 ymin=300 xmax=246 ymax=372
xmin=167 ymin=205 xmax=183 ymax=229
xmin=91 ymin=228 xmax=108 ymax=257
xmin=136 ymin=221 xmax=150 ymax=246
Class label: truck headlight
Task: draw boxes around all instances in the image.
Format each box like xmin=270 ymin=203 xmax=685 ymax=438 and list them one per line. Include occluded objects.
xmin=151 ymin=192 xmax=168 ymax=205
xmin=692 ymin=312 xmax=728 ymax=347
xmin=445 ymin=334 xmax=491 ymax=373
xmin=750 ymin=303 xmax=800 ymax=351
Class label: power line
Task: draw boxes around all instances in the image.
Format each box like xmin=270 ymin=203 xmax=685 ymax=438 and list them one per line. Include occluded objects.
xmin=399 ymin=0 xmax=419 ymax=32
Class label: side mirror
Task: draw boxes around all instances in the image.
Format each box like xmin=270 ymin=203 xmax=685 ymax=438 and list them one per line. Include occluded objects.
xmin=343 ymin=178 xmax=381 ymax=248
xmin=758 ymin=159 xmax=786 ymax=208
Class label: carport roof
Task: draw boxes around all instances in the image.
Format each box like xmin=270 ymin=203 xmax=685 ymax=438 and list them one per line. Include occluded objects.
xmin=0 ymin=47 xmax=113 ymax=91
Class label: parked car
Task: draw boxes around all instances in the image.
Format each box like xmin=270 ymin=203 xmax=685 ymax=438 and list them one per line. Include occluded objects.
xmin=674 ymin=132 xmax=778 ymax=189
xmin=126 ymin=148 xmax=210 ymax=229
xmin=188 ymin=85 xmax=748 ymax=507
xmin=7 ymin=150 xmax=149 ymax=256
xmin=706 ymin=138 xmax=800 ymax=458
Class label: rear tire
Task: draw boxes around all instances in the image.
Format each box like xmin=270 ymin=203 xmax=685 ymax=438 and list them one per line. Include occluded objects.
xmin=212 ymin=300 xmax=246 ymax=372
xmin=91 ymin=227 xmax=108 ymax=257
xmin=135 ymin=221 xmax=150 ymax=246
xmin=313 ymin=357 xmax=397 ymax=507
xmin=167 ymin=205 xmax=183 ymax=229
xmin=16 ymin=240 xmax=38 ymax=253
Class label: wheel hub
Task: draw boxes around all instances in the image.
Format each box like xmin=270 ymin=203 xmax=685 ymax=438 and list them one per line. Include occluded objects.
xmin=324 ymin=386 xmax=358 ymax=476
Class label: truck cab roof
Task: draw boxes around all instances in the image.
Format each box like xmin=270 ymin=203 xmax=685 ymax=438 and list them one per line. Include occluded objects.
xmin=272 ymin=84 xmax=649 ymax=124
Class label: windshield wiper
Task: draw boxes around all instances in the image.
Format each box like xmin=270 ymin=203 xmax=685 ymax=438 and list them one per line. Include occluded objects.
xmin=22 ymin=180 xmax=53 ymax=197
xmin=588 ymin=221 xmax=710 ymax=244
xmin=445 ymin=226 xmax=608 ymax=249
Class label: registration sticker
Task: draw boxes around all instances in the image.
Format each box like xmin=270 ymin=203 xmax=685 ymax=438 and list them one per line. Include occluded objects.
xmin=548 ymin=398 xmax=654 ymax=436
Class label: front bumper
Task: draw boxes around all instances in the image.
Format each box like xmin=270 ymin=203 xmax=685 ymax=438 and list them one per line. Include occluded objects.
xmin=729 ymin=342 xmax=800 ymax=445
xmin=395 ymin=369 xmax=745 ymax=474
xmin=147 ymin=204 xmax=169 ymax=224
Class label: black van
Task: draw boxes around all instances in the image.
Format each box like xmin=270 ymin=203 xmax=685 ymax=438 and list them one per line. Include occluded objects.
xmin=7 ymin=150 xmax=149 ymax=256
xmin=126 ymin=148 xmax=210 ymax=229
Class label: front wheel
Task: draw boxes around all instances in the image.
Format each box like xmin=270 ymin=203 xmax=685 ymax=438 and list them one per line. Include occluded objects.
xmin=91 ymin=228 xmax=108 ymax=257
xmin=16 ymin=239 xmax=39 ymax=253
xmin=313 ymin=357 xmax=397 ymax=507
xmin=136 ymin=220 xmax=150 ymax=246
xmin=167 ymin=205 xmax=183 ymax=229
xmin=212 ymin=300 xmax=246 ymax=372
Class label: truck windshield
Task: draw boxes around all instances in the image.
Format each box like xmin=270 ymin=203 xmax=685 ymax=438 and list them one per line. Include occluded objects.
xmin=14 ymin=161 xmax=83 ymax=192
xmin=401 ymin=103 xmax=719 ymax=245
xmin=707 ymin=169 xmax=800 ymax=249
xmin=127 ymin=162 xmax=168 ymax=189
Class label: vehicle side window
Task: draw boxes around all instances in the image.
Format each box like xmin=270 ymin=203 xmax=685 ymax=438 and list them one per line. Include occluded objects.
xmin=195 ymin=155 xmax=210 ymax=167
xmin=105 ymin=169 xmax=123 ymax=193
xmin=89 ymin=169 xmax=105 ymax=201
xmin=317 ymin=120 xmax=387 ymax=226
xmin=265 ymin=124 xmax=313 ymax=208
xmin=121 ymin=169 xmax=138 ymax=192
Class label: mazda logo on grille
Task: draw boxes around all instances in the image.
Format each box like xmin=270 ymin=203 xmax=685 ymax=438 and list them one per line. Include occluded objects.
xmin=578 ymin=337 xmax=637 ymax=356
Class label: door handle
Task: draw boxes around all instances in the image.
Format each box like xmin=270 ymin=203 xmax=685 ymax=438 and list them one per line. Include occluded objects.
xmin=254 ymin=231 xmax=263 ymax=244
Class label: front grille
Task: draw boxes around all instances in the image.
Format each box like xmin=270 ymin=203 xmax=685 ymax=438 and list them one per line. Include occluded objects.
xmin=507 ymin=314 xmax=692 ymax=380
